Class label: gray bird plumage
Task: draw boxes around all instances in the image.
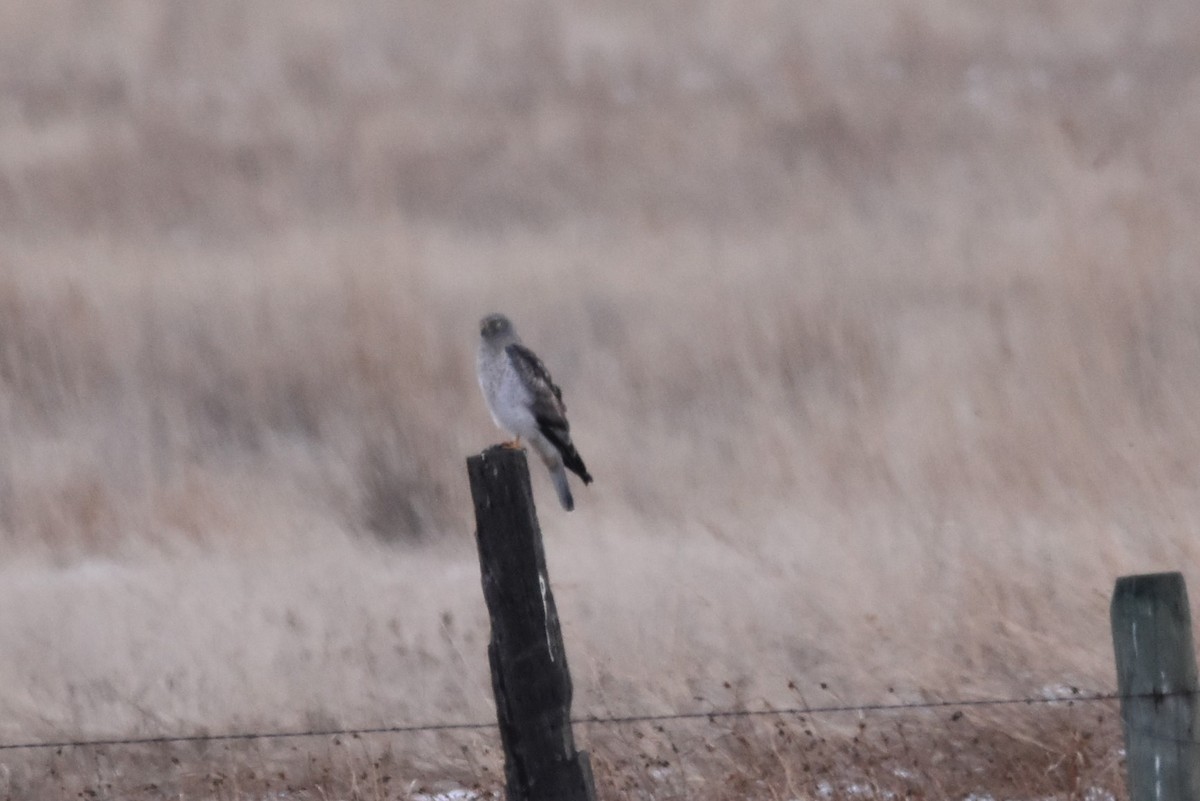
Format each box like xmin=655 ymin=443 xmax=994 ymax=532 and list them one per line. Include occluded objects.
xmin=476 ymin=313 xmax=592 ymax=511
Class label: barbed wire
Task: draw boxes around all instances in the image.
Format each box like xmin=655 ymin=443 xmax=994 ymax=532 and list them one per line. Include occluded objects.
xmin=574 ymin=689 xmax=1123 ymax=726
xmin=0 ymin=687 xmax=1134 ymax=753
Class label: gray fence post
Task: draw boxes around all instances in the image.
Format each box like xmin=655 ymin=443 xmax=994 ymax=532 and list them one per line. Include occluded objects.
xmin=1111 ymin=572 xmax=1200 ymax=801
xmin=466 ymin=446 xmax=597 ymax=801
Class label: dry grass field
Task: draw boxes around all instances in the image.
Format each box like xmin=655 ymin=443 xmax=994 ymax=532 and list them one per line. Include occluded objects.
xmin=1 ymin=0 xmax=1200 ymax=798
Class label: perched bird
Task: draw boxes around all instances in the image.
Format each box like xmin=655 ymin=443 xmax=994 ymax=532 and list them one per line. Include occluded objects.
xmin=476 ymin=313 xmax=593 ymax=511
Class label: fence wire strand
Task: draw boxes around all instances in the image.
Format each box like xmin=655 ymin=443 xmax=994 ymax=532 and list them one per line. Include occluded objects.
xmin=0 ymin=688 xmax=1137 ymax=752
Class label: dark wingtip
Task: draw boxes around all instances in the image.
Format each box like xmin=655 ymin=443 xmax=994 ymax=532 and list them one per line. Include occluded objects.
xmin=550 ymin=436 xmax=592 ymax=486
xmin=568 ymin=461 xmax=593 ymax=484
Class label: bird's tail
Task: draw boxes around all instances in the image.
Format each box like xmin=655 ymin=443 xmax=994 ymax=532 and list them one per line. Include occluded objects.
xmin=533 ymin=431 xmax=590 ymax=511
xmin=549 ymin=463 xmax=575 ymax=512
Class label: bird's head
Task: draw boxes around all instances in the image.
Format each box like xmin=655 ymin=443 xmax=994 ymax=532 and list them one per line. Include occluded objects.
xmin=479 ymin=313 xmax=515 ymax=342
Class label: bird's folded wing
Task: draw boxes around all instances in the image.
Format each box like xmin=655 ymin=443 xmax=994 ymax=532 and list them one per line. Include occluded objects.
xmin=505 ymin=342 xmax=570 ymax=432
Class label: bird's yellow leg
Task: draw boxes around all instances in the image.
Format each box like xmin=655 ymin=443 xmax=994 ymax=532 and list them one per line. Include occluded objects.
xmin=501 ymin=436 xmax=523 ymax=450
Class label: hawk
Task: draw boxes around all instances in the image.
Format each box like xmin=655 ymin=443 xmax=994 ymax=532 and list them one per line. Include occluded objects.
xmin=476 ymin=313 xmax=593 ymax=511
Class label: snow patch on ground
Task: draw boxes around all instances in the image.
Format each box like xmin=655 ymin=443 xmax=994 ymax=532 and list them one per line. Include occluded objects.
xmin=412 ymin=790 xmax=486 ymax=801
xmin=817 ymin=780 xmax=893 ymax=798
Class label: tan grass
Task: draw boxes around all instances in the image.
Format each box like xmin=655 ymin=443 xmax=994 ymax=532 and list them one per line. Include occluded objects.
xmin=1 ymin=0 xmax=1199 ymax=797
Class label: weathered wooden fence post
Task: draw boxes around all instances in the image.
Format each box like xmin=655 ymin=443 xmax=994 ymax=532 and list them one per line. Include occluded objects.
xmin=1111 ymin=571 xmax=1200 ymax=801
xmin=467 ymin=445 xmax=597 ymax=801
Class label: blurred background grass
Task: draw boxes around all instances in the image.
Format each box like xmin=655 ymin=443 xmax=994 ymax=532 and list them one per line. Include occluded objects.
xmin=0 ymin=0 xmax=1199 ymax=795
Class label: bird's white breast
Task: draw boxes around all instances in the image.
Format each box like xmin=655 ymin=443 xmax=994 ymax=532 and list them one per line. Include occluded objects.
xmin=477 ymin=345 xmax=538 ymax=437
